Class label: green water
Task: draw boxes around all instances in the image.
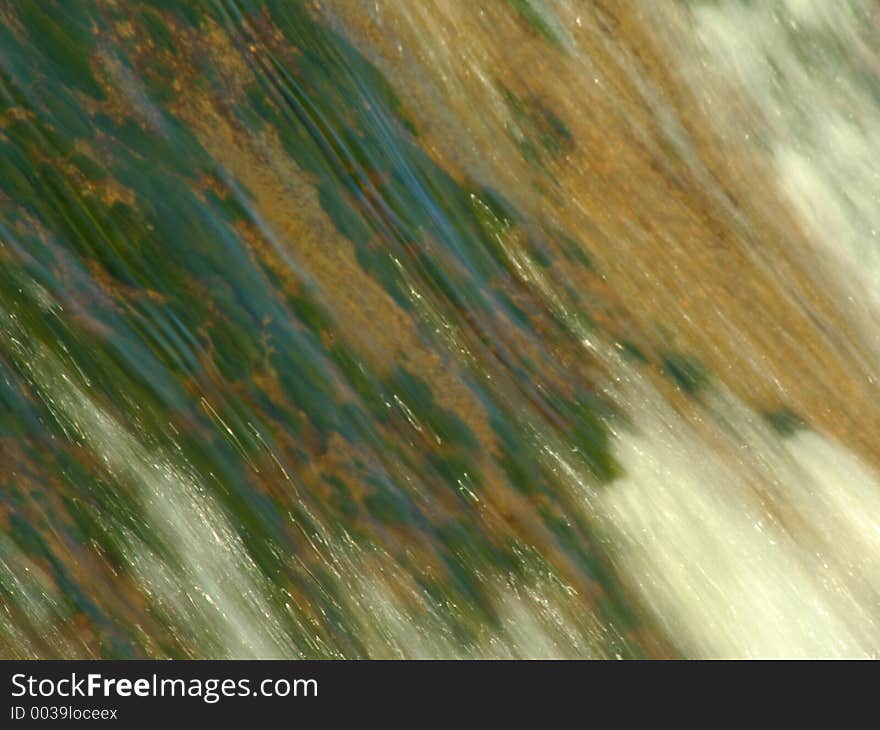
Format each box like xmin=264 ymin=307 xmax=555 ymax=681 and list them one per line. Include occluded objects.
xmin=0 ymin=0 xmax=641 ymax=658
xmin=3 ymin=0 xmax=880 ymax=658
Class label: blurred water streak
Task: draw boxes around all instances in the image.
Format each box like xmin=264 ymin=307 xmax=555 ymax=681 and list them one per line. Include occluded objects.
xmin=0 ymin=0 xmax=879 ymax=658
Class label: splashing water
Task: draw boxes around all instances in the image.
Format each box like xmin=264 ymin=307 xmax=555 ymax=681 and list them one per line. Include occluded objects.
xmin=0 ymin=0 xmax=879 ymax=658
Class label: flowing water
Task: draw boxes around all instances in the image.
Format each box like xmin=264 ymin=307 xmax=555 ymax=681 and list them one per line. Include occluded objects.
xmin=1 ymin=0 xmax=880 ymax=659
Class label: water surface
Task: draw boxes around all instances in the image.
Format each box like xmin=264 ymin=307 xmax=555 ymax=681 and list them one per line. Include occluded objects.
xmin=1 ymin=0 xmax=880 ymax=658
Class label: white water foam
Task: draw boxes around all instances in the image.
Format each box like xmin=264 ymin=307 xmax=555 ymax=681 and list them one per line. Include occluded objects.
xmin=580 ymin=363 xmax=880 ymax=658
xmin=0 ymin=306 xmax=297 ymax=658
xmin=687 ymin=0 xmax=880 ymax=328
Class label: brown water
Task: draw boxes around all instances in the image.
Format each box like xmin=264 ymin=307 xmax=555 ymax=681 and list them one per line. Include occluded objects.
xmin=1 ymin=0 xmax=880 ymax=658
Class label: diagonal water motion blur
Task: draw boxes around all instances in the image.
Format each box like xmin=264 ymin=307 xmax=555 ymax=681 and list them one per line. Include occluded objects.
xmin=0 ymin=0 xmax=879 ymax=658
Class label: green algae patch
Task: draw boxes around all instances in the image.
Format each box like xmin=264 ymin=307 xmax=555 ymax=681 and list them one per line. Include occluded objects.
xmin=506 ymin=0 xmax=563 ymax=47
xmin=0 ymin=0 xmax=656 ymax=659
xmin=617 ymin=340 xmax=648 ymax=363
xmin=18 ymin=1 xmax=105 ymax=100
xmin=763 ymin=408 xmax=806 ymax=437
xmin=502 ymin=86 xmax=573 ymax=168
xmin=386 ymin=367 xmax=479 ymax=451
xmin=660 ymin=353 xmax=708 ymax=396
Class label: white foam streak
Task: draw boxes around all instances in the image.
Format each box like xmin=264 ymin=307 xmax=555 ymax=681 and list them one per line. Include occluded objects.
xmin=0 ymin=308 xmax=296 ymax=659
xmin=580 ymin=367 xmax=880 ymax=657
xmin=689 ymin=0 xmax=880 ymax=328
